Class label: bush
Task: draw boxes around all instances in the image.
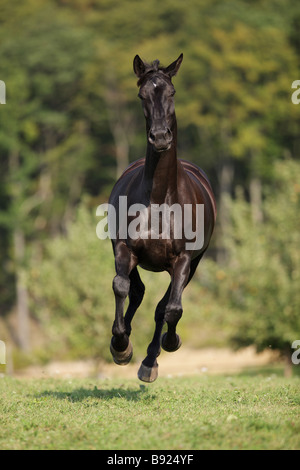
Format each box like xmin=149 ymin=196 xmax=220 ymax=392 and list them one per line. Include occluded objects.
xmin=201 ymin=160 xmax=300 ymax=374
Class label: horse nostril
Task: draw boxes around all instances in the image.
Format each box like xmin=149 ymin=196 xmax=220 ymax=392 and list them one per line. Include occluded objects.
xmin=149 ymin=131 xmax=156 ymax=143
xmin=165 ymin=128 xmax=172 ymax=141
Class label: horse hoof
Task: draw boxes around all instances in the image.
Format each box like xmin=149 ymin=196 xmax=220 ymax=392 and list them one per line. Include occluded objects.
xmin=161 ymin=332 xmax=182 ymax=352
xmin=137 ymin=363 xmax=158 ymax=383
xmin=110 ymin=338 xmax=133 ymax=365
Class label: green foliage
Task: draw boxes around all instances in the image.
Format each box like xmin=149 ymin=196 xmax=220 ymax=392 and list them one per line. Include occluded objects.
xmin=28 ymin=205 xmax=114 ymax=361
xmin=202 ymin=160 xmax=300 ymax=356
xmin=1 ymin=0 xmax=300 ymax=365
xmin=26 ymin=160 xmax=300 ymax=365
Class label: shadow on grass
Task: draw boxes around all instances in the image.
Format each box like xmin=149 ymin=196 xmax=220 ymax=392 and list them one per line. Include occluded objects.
xmin=36 ymin=384 xmax=156 ymax=403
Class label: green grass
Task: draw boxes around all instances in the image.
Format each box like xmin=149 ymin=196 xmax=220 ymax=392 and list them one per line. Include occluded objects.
xmin=0 ymin=373 xmax=300 ymax=450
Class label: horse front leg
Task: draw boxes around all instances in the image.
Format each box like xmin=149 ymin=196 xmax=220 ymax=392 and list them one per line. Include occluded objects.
xmin=124 ymin=267 xmax=145 ymax=338
xmin=161 ymin=253 xmax=192 ymax=353
xmin=110 ymin=242 xmax=137 ymax=365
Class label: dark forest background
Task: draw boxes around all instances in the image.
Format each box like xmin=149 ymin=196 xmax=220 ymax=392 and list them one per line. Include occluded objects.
xmin=0 ymin=0 xmax=299 ymax=375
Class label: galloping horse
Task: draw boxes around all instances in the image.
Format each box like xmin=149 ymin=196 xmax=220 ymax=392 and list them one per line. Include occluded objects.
xmin=108 ymin=54 xmax=216 ymax=382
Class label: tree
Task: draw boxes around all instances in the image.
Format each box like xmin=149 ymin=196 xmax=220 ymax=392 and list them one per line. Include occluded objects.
xmin=1 ymin=0 xmax=300 ymax=367
xmin=204 ymin=160 xmax=300 ymax=376
xmin=0 ymin=1 xmax=96 ymax=348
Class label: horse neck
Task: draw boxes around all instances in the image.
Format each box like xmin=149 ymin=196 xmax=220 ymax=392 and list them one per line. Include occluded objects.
xmin=143 ymin=121 xmax=178 ymax=205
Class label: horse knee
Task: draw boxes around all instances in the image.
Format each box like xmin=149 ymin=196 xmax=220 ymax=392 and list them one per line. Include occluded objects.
xmin=162 ymin=304 xmax=183 ymax=353
xmin=113 ymin=275 xmax=130 ymax=298
xmin=164 ymin=304 xmax=183 ymax=325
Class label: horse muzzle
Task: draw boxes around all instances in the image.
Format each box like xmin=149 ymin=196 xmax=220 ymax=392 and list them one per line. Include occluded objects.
xmin=148 ymin=127 xmax=173 ymax=152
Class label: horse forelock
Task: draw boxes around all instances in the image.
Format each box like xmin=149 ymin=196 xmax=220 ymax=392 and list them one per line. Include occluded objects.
xmin=137 ymin=60 xmax=171 ymax=87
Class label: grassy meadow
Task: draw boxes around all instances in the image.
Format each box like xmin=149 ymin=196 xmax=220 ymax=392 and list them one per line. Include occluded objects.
xmin=0 ymin=373 xmax=299 ymax=450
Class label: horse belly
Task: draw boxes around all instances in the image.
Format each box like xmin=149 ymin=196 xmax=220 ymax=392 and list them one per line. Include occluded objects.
xmin=130 ymin=237 xmax=178 ymax=272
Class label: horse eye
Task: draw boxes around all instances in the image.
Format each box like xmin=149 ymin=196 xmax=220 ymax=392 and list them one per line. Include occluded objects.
xmin=138 ymin=93 xmax=144 ymax=100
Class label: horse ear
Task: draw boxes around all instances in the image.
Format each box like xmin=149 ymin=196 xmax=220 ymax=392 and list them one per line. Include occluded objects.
xmin=133 ymin=55 xmax=146 ymax=78
xmin=164 ymin=53 xmax=183 ymax=78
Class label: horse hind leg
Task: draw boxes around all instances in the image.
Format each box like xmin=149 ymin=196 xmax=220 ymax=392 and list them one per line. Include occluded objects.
xmin=137 ymin=284 xmax=171 ymax=383
xmin=137 ymin=254 xmax=203 ymax=379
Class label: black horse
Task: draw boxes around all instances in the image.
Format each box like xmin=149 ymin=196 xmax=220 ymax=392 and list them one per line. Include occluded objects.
xmin=108 ymin=54 xmax=216 ymax=382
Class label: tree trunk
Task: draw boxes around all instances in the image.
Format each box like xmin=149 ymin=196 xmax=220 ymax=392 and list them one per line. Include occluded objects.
xmin=8 ymin=150 xmax=31 ymax=352
xmin=13 ymin=229 xmax=30 ymax=352
xmin=217 ymin=158 xmax=234 ymax=264
xmin=104 ymin=73 xmax=130 ymax=179
xmin=249 ymin=176 xmax=263 ymax=223
xmin=110 ymin=120 xmax=130 ymax=179
xmin=283 ymin=346 xmax=293 ymax=378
